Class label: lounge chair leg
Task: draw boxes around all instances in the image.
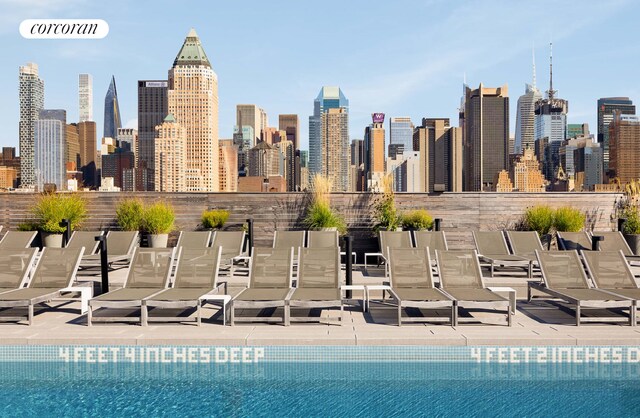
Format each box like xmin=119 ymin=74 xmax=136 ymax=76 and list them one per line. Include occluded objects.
xmin=28 ymin=303 xmax=34 ymax=326
xmin=451 ymin=305 xmax=455 ymax=327
xmin=527 ymin=285 xmax=532 ymax=302
xmin=576 ymin=304 xmax=581 ymax=327
xmin=197 ymin=302 xmax=201 ymax=326
xmin=87 ymin=305 xmax=92 ymax=326
xmin=453 ymin=303 xmax=458 ymax=327
xmin=398 ymin=304 xmax=402 ymax=327
xmin=230 ymin=302 xmax=235 ymax=326
xmin=507 ymin=306 xmax=512 ymax=327
xmin=141 ymin=303 xmax=147 ymax=326
xmin=340 ymin=303 xmax=343 ymax=325
xmin=284 ymin=303 xmax=290 ymax=326
xmin=490 ymin=262 xmax=494 ymax=278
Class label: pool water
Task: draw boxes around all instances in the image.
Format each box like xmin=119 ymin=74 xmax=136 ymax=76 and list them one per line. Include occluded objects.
xmin=1 ymin=362 xmax=639 ymax=417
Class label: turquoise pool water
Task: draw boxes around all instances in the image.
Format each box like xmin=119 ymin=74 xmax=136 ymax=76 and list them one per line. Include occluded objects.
xmin=1 ymin=361 xmax=640 ymax=417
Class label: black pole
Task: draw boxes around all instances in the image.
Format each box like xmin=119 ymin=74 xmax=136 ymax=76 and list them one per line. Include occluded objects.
xmin=591 ymin=235 xmax=604 ymax=251
xmin=246 ymin=218 xmax=254 ymax=256
xmin=96 ymin=235 xmax=109 ymax=295
xmin=618 ymin=218 xmax=627 ymax=232
xmin=60 ymin=219 xmax=71 ymax=247
xmin=434 ymin=218 xmax=442 ymax=231
xmin=345 ymin=235 xmax=352 ymax=299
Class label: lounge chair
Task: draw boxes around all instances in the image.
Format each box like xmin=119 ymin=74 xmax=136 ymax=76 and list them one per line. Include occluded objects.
xmin=273 ymin=230 xmax=305 ymax=258
xmin=230 ymin=247 xmax=293 ymax=326
xmin=307 ymin=230 xmax=339 ymax=248
xmin=557 ymin=231 xmax=591 ymax=251
xmin=413 ymin=230 xmax=448 ymax=260
xmin=80 ymin=230 xmax=138 ymax=271
xmin=528 ymin=250 xmax=633 ymax=326
xmin=211 ymin=231 xmax=246 ymax=275
xmin=473 ymin=231 xmax=532 ymax=278
xmin=505 ymin=231 xmax=545 ymax=258
xmin=175 ymin=231 xmax=212 ymax=248
xmin=436 ymin=250 xmax=512 ymax=326
xmin=66 ymin=231 xmax=103 ymax=255
xmin=287 ymin=247 xmax=343 ymax=325
xmin=589 ymin=231 xmax=640 ymax=264
xmin=581 ymin=250 xmax=640 ymax=326
xmin=0 ymin=248 xmax=39 ymax=294
xmin=387 ymin=248 xmax=454 ymax=326
xmin=0 ymin=231 xmax=37 ymax=249
xmin=87 ymin=247 xmax=175 ymax=325
xmin=143 ymin=247 xmax=223 ymax=326
xmin=0 ymin=247 xmax=84 ymax=325
xmin=365 ymin=231 xmax=413 ymax=274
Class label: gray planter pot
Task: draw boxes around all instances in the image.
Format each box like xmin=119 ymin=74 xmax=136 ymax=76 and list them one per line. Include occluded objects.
xmin=623 ymin=233 xmax=640 ymax=255
xmin=41 ymin=232 xmax=63 ymax=248
xmin=148 ymin=234 xmax=169 ymax=248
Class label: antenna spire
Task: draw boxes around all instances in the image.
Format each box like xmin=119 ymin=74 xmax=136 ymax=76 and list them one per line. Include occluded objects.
xmin=532 ymin=45 xmax=536 ymax=89
xmin=547 ymin=42 xmax=556 ymax=100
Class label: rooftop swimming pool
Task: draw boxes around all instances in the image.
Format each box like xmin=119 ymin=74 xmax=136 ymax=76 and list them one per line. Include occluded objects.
xmin=1 ymin=346 xmax=639 ymax=417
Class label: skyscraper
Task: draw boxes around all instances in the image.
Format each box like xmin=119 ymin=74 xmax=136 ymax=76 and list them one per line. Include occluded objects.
xmin=76 ymin=121 xmax=97 ymax=188
xmin=237 ymin=105 xmax=266 ymax=147
xmin=514 ymin=52 xmax=542 ymax=154
xmin=34 ymin=109 xmax=66 ymax=191
xmin=534 ymin=44 xmax=568 ymax=182
xmin=103 ymin=75 xmax=122 ymax=139
xmin=364 ymin=113 xmax=386 ymax=191
xmin=154 ymin=114 xmax=186 ymax=192
xmin=19 ymin=62 xmax=45 ymax=188
xmin=414 ymin=118 xmax=463 ymax=192
xmin=78 ymin=74 xmax=93 ymax=122
xmin=248 ymin=141 xmax=281 ymax=177
xmin=218 ymin=139 xmax=238 ymax=192
xmin=308 ymin=86 xmax=349 ymax=181
xmin=389 ymin=117 xmax=414 ymax=157
xmin=320 ymin=107 xmax=349 ymax=191
xmin=609 ymin=112 xmax=640 ymax=185
xmin=167 ymin=28 xmax=219 ymax=192
xmin=275 ymin=139 xmax=295 ymax=191
xmin=278 ymin=114 xmax=299 ymax=150
xmin=597 ymin=97 xmax=635 ymax=174
xmin=462 ymin=84 xmax=509 ymax=191
xmin=138 ymin=80 xmax=168 ymax=190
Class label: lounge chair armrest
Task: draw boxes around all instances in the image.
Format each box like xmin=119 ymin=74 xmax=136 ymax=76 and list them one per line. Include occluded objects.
xmin=215 ymin=281 xmax=228 ymax=295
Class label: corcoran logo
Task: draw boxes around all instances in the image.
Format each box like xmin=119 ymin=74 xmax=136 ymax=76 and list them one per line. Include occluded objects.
xmin=20 ymin=19 xmax=109 ymax=39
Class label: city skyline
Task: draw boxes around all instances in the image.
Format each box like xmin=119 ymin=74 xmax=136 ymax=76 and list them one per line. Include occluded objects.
xmin=1 ymin=0 xmax=638 ymax=152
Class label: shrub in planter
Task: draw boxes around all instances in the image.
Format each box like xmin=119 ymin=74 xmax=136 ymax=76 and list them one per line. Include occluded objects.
xmin=201 ymin=209 xmax=230 ymax=229
xmin=373 ymin=174 xmax=401 ymax=231
xmin=303 ymin=201 xmax=347 ymax=234
xmin=31 ymin=193 xmax=87 ymax=233
xmin=553 ymin=206 xmax=585 ymax=232
xmin=401 ymin=209 xmax=434 ymax=231
xmin=621 ymin=206 xmax=640 ymax=235
xmin=523 ymin=205 xmax=554 ymax=236
xmin=143 ymin=202 xmax=175 ymax=235
xmin=116 ymin=198 xmax=144 ymax=231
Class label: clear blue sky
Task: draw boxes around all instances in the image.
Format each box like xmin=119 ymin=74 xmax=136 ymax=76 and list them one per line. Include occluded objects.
xmin=1 ymin=0 xmax=638 ymax=152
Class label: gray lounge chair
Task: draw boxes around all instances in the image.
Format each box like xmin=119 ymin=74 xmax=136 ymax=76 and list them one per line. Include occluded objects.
xmin=287 ymin=247 xmax=343 ymax=325
xmin=0 ymin=248 xmax=39 ymax=294
xmin=143 ymin=247 xmax=223 ymax=326
xmin=211 ymin=231 xmax=246 ymax=275
xmin=0 ymin=231 xmax=37 ymax=249
xmin=387 ymin=248 xmax=454 ymax=326
xmin=66 ymin=231 xmax=103 ymax=254
xmin=473 ymin=230 xmax=532 ymax=278
xmin=365 ymin=230 xmax=413 ymax=274
xmin=557 ymin=231 xmax=591 ymax=251
xmin=87 ymin=247 xmax=175 ymax=325
xmin=528 ymin=250 xmax=633 ymax=326
xmin=307 ymin=230 xmax=339 ymax=248
xmin=581 ymin=250 xmax=640 ymax=326
xmin=273 ymin=230 xmax=305 ymax=259
xmin=589 ymin=231 xmax=640 ymax=264
xmin=0 ymin=247 xmax=84 ymax=325
xmin=80 ymin=230 xmax=138 ymax=270
xmin=175 ymin=231 xmax=212 ymax=248
xmin=413 ymin=230 xmax=448 ymax=260
xmin=436 ymin=250 xmax=512 ymax=326
xmin=230 ymin=247 xmax=293 ymax=326
xmin=505 ymin=231 xmax=545 ymax=258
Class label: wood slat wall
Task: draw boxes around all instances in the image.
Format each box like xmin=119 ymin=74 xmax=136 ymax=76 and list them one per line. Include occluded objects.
xmin=0 ymin=192 xmax=623 ymax=254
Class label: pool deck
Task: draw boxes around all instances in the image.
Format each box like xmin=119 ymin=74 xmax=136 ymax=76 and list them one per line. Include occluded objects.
xmin=2 ymin=265 xmax=640 ymax=347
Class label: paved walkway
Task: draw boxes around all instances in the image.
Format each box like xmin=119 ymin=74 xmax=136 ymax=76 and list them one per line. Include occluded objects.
xmin=1 ymin=266 xmax=639 ymax=346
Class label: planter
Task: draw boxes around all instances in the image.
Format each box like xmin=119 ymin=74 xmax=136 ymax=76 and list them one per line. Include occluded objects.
xmin=41 ymin=232 xmax=63 ymax=248
xmin=623 ymin=233 xmax=640 ymax=255
xmin=315 ymin=227 xmax=338 ymax=232
xmin=148 ymin=234 xmax=169 ymax=248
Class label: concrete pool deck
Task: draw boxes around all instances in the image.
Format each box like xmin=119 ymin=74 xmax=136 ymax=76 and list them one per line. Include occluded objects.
xmin=1 ymin=265 xmax=640 ymax=347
